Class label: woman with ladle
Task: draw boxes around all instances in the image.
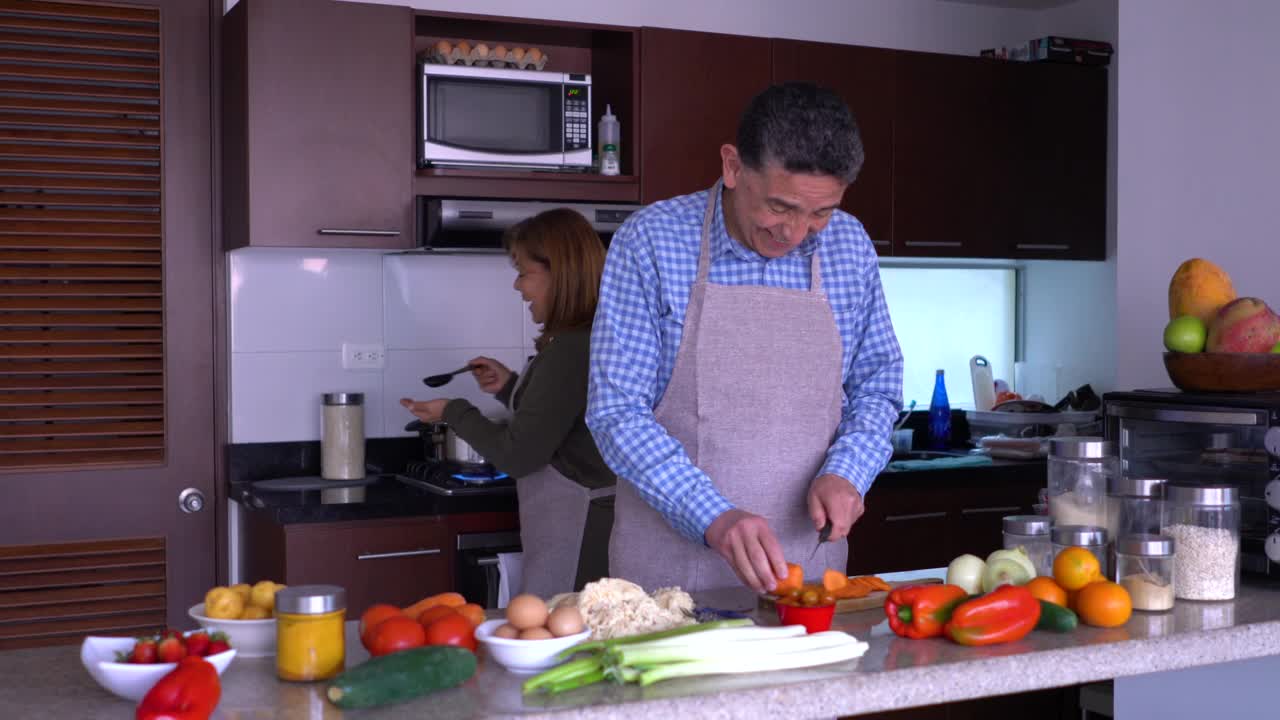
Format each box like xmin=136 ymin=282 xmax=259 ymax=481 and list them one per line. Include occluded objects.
xmin=400 ymin=208 xmax=615 ymax=598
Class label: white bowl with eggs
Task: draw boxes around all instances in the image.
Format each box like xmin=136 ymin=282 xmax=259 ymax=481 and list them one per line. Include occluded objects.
xmin=476 ymin=619 xmax=590 ymax=675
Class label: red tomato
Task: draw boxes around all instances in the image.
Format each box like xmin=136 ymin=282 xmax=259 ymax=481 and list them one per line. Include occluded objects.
xmin=359 ymin=604 xmax=406 ymax=650
xmin=367 ymin=615 xmax=426 ymax=657
xmin=416 ymin=605 xmax=458 ymax=628
xmin=424 ymin=613 xmax=477 ymax=653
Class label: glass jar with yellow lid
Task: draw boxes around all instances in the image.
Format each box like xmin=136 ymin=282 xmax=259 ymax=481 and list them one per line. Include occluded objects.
xmin=275 ymin=584 xmax=346 ymax=682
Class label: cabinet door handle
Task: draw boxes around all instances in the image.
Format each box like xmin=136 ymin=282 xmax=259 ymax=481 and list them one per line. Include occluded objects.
xmin=903 ymin=241 xmax=963 ymax=248
xmin=1015 ymin=243 xmax=1071 ymax=251
xmin=357 ymin=548 xmax=442 ymax=561
xmin=317 ymin=228 xmax=402 ymax=237
xmin=885 ymin=511 xmax=948 ymax=522
xmin=961 ymin=506 xmax=1022 ymax=516
xmin=873 ymin=239 xmax=890 ymax=246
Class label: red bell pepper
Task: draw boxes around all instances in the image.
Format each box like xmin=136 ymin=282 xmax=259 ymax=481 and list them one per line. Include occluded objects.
xmin=943 ymin=584 xmax=1041 ymax=647
xmin=136 ymin=655 xmax=221 ymax=720
xmin=884 ymin=583 xmax=969 ymax=639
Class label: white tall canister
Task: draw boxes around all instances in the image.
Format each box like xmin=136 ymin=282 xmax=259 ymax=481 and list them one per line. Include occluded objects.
xmin=321 ymin=392 xmax=365 ymax=480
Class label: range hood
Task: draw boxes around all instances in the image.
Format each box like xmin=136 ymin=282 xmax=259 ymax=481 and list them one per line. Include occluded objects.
xmin=404 ymin=197 xmax=641 ymax=254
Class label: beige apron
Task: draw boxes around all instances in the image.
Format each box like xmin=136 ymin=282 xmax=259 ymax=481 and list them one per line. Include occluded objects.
xmin=509 ymin=357 xmax=615 ymax=599
xmin=610 ymin=180 xmax=846 ymax=592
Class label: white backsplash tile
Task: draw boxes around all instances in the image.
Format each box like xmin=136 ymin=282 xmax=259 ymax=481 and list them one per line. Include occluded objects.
xmin=383 ymin=348 xmax=528 ymax=436
xmin=231 ymin=352 xmax=385 ymax=443
xmin=384 ymin=254 xmax=526 ymax=350
xmin=229 ymin=248 xmax=384 ymax=353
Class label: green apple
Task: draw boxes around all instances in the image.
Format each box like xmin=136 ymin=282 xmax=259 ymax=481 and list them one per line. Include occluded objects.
xmin=1272 ymin=341 xmax=1280 ymax=354
xmin=1164 ymin=315 xmax=1207 ymax=353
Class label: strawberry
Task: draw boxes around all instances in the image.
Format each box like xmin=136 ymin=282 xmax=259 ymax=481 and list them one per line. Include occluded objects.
xmin=156 ymin=635 xmax=186 ymax=663
xmin=130 ymin=637 xmax=158 ymax=664
xmin=159 ymin=628 xmax=183 ymax=641
xmin=205 ymin=632 xmax=230 ymax=656
xmin=185 ymin=631 xmax=211 ymax=657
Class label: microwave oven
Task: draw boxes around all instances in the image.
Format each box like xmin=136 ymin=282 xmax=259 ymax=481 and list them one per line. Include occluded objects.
xmin=1103 ymin=388 xmax=1280 ymax=578
xmin=419 ymin=63 xmax=592 ymax=171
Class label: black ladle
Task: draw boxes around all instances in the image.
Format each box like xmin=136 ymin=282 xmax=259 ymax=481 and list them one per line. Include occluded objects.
xmin=422 ymin=365 xmax=474 ymax=388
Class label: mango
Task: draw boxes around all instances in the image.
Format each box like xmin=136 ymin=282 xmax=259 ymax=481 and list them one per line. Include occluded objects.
xmin=1206 ymin=297 xmax=1280 ymax=353
xmin=1168 ymin=258 xmax=1236 ymax=324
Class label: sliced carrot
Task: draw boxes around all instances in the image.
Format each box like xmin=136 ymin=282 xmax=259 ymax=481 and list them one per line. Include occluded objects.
xmin=775 ymin=562 xmax=804 ymax=595
xmin=822 ymin=569 xmax=849 ymax=592
xmin=863 ymin=576 xmax=892 ymax=592
xmin=832 ymin=583 xmax=871 ymax=599
xmin=402 ymin=591 xmax=466 ymax=619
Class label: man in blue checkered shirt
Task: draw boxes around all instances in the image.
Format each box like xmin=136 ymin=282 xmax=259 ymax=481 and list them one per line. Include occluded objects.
xmin=587 ymin=83 xmax=904 ymax=593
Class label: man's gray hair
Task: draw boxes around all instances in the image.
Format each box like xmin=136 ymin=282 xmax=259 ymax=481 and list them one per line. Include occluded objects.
xmin=735 ymin=82 xmax=864 ymax=184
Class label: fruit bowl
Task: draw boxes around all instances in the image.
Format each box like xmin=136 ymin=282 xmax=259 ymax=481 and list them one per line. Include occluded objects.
xmin=474 ymin=619 xmax=591 ymax=675
xmin=1163 ymin=351 xmax=1280 ymax=392
xmin=81 ymin=633 xmax=235 ymax=702
xmin=188 ymin=603 xmax=276 ymax=658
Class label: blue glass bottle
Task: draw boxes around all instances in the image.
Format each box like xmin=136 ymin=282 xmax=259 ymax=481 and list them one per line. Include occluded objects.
xmin=928 ymin=369 xmax=951 ymax=451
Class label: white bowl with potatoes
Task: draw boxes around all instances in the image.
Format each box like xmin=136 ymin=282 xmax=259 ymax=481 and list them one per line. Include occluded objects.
xmin=187 ymin=580 xmax=285 ymax=658
xmin=475 ymin=594 xmax=590 ymax=674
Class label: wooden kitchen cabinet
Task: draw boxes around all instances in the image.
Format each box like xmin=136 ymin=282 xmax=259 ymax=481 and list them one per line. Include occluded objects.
xmin=771 ymin=41 xmax=897 ymax=253
xmin=847 ymin=468 xmax=1043 ymax=575
xmin=892 ymin=52 xmax=1003 ymax=259
xmin=222 ymin=0 xmax=415 ymax=250
xmin=996 ymin=62 xmax=1108 ymax=260
xmin=638 ymin=28 xmax=771 ymax=204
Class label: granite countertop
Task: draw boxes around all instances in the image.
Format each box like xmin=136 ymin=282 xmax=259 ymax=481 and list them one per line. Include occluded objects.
xmin=10 ymin=576 xmax=1280 ymax=719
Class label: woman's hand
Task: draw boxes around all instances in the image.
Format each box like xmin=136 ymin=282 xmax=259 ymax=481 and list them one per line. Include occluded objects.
xmin=468 ymin=356 xmax=512 ymax=395
xmin=399 ymin=397 xmax=449 ymax=424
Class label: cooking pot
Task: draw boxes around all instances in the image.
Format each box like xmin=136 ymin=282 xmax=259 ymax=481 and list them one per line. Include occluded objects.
xmin=404 ymin=419 xmax=488 ymax=465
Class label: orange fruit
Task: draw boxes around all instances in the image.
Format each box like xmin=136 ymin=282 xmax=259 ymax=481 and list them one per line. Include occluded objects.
xmin=1075 ymin=581 xmax=1132 ymax=628
xmin=1053 ymin=547 xmax=1102 ymax=591
xmin=1025 ymin=576 xmax=1068 ymax=607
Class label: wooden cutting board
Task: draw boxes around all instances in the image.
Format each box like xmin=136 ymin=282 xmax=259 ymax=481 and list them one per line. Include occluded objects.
xmin=757 ymin=577 xmax=942 ymax=614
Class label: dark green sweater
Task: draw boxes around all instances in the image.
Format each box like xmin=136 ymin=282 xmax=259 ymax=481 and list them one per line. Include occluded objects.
xmin=441 ymin=329 xmax=615 ymax=490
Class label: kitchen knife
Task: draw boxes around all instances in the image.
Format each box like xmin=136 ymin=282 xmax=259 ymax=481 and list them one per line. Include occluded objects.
xmin=808 ymin=520 xmax=833 ymax=561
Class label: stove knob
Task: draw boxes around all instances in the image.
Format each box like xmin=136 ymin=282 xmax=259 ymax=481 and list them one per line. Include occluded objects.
xmin=1266 ymin=427 xmax=1280 ymax=458
xmin=1267 ymin=478 xmax=1280 ymax=513
xmin=1267 ymin=531 xmax=1280 ymax=565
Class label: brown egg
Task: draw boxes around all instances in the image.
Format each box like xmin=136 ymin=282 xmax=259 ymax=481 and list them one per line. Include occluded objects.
xmin=546 ymin=606 xmax=585 ymax=637
xmin=505 ymin=593 xmax=548 ymax=630
xmin=455 ymin=41 xmax=472 ymax=56
xmin=435 ymin=39 xmax=453 ymax=56
xmin=492 ymin=45 xmax=509 ymax=64
xmin=492 ymin=623 xmax=519 ymax=639
xmin=527 ymin=48 xmax=544 ymax=64
xmin=519 ymin=626 xmax=554 ymax=640
xmin=473 ymin=42 xmax=490 ymax=58
xmin=510 ymin=47 xmax=526 ymax=62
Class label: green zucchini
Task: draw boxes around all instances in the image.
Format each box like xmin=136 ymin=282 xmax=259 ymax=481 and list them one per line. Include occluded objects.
xmin=326 ymin=646 xmax=476 ymax=709
xmin=1035 ymin=600 xmax=1078 ymax=633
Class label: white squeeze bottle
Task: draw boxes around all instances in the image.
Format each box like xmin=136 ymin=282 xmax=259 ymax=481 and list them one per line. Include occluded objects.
xmin=598 ymin=104 xmax=620 ymax=175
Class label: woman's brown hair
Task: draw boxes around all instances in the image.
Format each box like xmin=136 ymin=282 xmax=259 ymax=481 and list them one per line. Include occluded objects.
xmin=503 ymin=208 xmax=605 ymax=350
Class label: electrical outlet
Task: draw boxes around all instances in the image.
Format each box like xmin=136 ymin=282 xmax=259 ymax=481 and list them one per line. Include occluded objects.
xmin=342 ymin=343 xmax=385 ymax=370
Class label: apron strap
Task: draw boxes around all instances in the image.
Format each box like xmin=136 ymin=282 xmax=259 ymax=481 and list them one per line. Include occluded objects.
xmin=700 ymin=178 xmax=828 ymax=295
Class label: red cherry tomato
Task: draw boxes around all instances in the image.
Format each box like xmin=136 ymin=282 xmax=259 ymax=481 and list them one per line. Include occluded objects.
xmin=424 ymin=613 xmax=477 ymax=653
xmin=367 ymin=615 xmax=426 ymax=657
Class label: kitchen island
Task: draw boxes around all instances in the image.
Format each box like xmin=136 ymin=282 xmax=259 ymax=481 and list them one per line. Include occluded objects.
xmin=7 ymin=573 xmax=1280 ymax=719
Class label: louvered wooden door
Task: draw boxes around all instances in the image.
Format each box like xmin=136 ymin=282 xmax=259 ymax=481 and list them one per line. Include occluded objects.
xmin=0 ymin=0 xmax=215 ymax=648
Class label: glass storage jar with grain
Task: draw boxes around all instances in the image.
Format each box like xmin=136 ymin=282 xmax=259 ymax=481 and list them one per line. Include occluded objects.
xmin=276 ymin=585 xmax=346 ymax=682
xmin=1165 ymin=484 xmax=1240 ymax=601
xmin=1115 ymin=534 xmax=1175 ymax=611
xmin=1048 ymin=437 xmax=1116 ymax=531
xmin=1003 ymin=515 xmax=1053 ymax=576
xmin=1051 ymin=524 xmax=1110 ymax=579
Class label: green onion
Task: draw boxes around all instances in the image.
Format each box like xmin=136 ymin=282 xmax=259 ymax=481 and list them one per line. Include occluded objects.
xmin=637 ymin=640 xmax=869 ymax=686
xmin=558 ymin=618 xmax=752 ymax=659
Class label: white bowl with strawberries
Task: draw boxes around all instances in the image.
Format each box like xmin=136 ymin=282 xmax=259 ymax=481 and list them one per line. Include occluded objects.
xmin=81 ymin=629 xmax=235 ymax=702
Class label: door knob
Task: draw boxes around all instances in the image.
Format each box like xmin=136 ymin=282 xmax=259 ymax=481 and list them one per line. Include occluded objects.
xmin=178 ymin=488 xmax=206 ymax=514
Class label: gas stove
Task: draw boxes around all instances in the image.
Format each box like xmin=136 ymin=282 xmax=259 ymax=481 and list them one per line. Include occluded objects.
xmin=396 ymin=458 xmax=516 ymax=497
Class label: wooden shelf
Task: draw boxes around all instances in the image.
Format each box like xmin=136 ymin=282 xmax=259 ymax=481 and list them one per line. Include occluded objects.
xmin=414 ymin=168 xmax=639 ymax=203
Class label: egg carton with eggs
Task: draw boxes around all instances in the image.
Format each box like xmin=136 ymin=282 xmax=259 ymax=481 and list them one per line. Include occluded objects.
xmin=425 ymin=40 xmax=549 ymax=71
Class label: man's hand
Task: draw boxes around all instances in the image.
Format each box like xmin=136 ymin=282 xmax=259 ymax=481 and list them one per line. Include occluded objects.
xmin=807 ymin=474 xmax=865 ymax=541
xmin=704 ymin=509 xmax=789 ymax=593
xmin=399 ymin=397 xmax=449 ymax=424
